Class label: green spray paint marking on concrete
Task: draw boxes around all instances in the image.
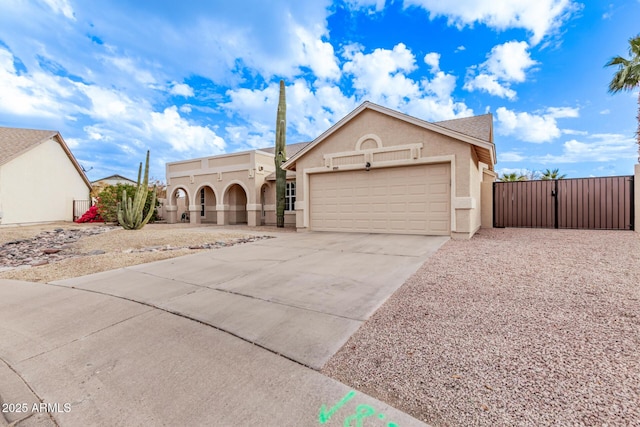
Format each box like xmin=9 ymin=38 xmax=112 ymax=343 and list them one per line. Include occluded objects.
xmin=318 ymin=390 xmax=356 ymax=424
xmin=343 ymin=404 xmax=375 ymax=426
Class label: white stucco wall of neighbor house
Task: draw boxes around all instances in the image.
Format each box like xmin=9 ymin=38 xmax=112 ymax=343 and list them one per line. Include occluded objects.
xmin=0 ymin=138 xmax=89 ymax=225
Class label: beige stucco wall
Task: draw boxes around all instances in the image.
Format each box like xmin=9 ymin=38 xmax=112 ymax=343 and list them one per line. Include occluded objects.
xmin=481 ymin=169 xmax=497 ymax=228
xmin=0 ymin=139 xmax=89 ymax=225
xmin=292 ymin=108 xmax=481 ymax=238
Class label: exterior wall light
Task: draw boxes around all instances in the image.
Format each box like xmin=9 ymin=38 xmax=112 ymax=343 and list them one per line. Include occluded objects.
xmin=365 ymin=162 xmax=371 ymax=171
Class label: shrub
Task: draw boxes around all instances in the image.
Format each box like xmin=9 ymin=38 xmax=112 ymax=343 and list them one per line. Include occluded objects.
xmin=96 ymin=184 xmax=158 ymax=224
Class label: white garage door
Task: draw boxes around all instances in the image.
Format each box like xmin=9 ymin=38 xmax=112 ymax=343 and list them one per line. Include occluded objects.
xmin=309 ymin=163 xmax=450 ymax=235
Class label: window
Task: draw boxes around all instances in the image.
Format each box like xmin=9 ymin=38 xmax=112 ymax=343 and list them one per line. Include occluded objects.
xmin=200 ymin=188 xmax=205 ymax=217
xmin=285 ymin=182 xmax=296 ymax=212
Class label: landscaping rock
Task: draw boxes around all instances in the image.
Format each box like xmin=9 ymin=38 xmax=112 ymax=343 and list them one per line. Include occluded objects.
xmin=0 ymin=226 xmax=115 ymax=269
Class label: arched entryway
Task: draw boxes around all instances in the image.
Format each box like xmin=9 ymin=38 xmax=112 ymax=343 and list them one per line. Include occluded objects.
xmin=196 ymin=185 xmax=218 ymax=224
xmin=224 ymin=183 xmax=248 ymax=225
xmin=169 ymin=187 xmax=190 ymax=223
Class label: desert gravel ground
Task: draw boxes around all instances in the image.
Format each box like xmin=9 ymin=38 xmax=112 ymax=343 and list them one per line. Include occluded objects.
xmin=323 ymin=228 xmax=640 ymax=426
xmin=0 ymin=222 xmax=285 ymax=283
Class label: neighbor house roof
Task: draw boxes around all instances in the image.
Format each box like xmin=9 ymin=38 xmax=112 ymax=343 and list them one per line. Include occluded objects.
xmin=282 ymin=102 xmax=496 ymax=170
xmin=91 ymin=174 xmax=137 ymax=184
xmin=259 ymin=141 xmax=310 ymax=158
xmin=0 ymin=126 xmax=92 ymax=188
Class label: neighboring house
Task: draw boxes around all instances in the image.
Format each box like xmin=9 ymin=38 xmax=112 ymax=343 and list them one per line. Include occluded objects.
xmin=0 ymin=127 xmax=91 ymax=225
xmin=91 ymin=174 xmax=137 ymax=187
xmin=165 ymin=101 xmax=497 ymax=239
xmin=90 ymin=174 xmax=138 ymax=202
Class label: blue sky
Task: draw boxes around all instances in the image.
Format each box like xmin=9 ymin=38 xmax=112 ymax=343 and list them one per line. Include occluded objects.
xmin=1 ymin=0 xmax=639 ymax=181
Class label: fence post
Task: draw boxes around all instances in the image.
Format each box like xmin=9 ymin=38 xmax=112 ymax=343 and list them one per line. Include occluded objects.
xmin=634 ymin=164 xmax=639 ymax=232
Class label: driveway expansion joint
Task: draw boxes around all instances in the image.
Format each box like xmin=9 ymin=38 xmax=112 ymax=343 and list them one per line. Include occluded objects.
xmin=49 ymin=282 xmax=319 ymax=371
xmin=0 ymin=357 xmax=59 ymax=427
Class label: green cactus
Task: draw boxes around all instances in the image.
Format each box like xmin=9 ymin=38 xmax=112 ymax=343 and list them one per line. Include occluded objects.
xmin=117 ymin=150 xmax=157 ymax=230
xmin=275 ymin=80 xmax=287 ymax=228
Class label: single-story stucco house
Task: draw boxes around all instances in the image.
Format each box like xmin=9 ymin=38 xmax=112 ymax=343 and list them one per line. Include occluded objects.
xmin=165 ymin=102 xmax=497 ymax=239
xmin=0 ymin=127 xmax=91 ymax=225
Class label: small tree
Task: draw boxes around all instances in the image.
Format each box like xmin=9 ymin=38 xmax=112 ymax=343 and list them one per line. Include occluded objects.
xmin=541 ymin=168 xmax=567 ymax=180
xmin=605 ymin=34 xmax=640 ymax=163
xmin=498 ymin=172 xmax=527 ymax=182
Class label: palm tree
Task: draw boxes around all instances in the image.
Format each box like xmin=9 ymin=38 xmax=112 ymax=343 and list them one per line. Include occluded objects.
xmin=541 ymin=168 xmax=566 ymax=180
xmin=498 ymin=172 xmax=527 ymax=182
xmin=606 ymin=34 xmax=640 ymax=163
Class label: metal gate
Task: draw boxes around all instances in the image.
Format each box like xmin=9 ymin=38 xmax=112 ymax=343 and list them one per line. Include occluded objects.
xmin=493 ymin=176 xmax=634 ymax=230
xmin=73 ymin=199 xmax=91 ymax=221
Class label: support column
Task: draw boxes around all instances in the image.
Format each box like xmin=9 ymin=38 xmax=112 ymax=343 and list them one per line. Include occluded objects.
xmin=246 ymin=204 xmax=261 ymax=227
xmin=216 ymin=204 xmax=228 ymax=225
xmin=188 ymin=205 xmax=201 ymax=224
xmin=166 ymin=206 xmax=177 ymax=224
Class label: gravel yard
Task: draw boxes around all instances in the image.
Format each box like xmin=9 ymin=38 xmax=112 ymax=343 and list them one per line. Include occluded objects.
xmin=322 ymin=228 xmax=640 ymax=426
xmin=0 ymin=222 xmax=278 ymax=283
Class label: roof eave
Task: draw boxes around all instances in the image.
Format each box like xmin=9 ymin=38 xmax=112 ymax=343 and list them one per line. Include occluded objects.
xmin=53 ymin=133 xmax=92 ymax=189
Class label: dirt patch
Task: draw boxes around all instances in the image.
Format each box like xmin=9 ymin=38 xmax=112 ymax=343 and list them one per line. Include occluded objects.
xmin=323 ymin=228 xmax=640 ymax=426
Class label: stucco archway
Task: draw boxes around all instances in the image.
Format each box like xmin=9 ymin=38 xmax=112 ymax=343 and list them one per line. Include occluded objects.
xmin=195 ymin=184 xmax=218 ymax=224
xmin=223 ymin=183 xmax=248 ymax=225
xmin=167 ymin=186 xmax=190 ymax=223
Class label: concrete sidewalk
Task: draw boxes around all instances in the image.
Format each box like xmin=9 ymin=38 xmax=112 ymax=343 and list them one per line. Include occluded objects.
xmin=0 ymin=279 xmax=428 ymax=426
xmin=52 ymin=232 xmax=448 ymax=369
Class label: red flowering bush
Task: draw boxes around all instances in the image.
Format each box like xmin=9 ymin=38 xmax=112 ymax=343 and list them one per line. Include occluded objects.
xmin=75 ymin=205 xmax=104 ymax=223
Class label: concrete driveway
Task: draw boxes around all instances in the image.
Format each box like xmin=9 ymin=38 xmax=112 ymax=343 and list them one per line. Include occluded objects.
xmin=1 ymin=231 xmax=445 ymax=426
xmin=52 ymin=232 xmax=448 ymax=369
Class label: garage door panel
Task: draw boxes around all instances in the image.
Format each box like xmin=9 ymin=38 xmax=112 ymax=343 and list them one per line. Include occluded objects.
xmin=310 ymin=164 xmax=451 ymax=235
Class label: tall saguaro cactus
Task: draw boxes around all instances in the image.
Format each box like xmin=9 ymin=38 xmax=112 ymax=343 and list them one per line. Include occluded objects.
xmin=275 ymin=80 xmax=287 ymax=228
xmin=117 ymin=150 xmax=157 ymax=230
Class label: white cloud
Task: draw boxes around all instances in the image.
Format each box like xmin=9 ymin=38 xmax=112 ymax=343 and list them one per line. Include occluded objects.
xmin=150 ymin=106 xmax=225 ymax=153
xmin=292 ymin=25 xmax=341 ymax=80
xmin=495 ymin=106 xmax=580 ymax=143
xmin=499 ymin=152 xmax=526 ymax=162
xmin=533 ymin=133 xmax=637 ymax=163
xmin=0 ymin=47 xmax=70 ymax=118
xmin=546 ymin=106 xmax=579 ymax=118
xmin=345 ymin=0 xmax=386 ymax=12
xmin=343 ymin=43 xmax=419 ymax=106
xmin=464 ymin=73 xmax=517 ymax=100
xmin=464 ymin=41 xmax=537 ymax=99
xmin=224 ymin=79 xmax=357 ymax=147
xmin=170 ymin=82 xmax=194 ymax=97
xmin=104 ymin=56 xmax=157 ymax=86
xmin=341 ymin=43 xmax=473 ymax=121
xmin=423 ymin=52 xmax=440 ymax=71
xmin=41 ymin=0 xmax=75 ymax=20
xmin=483 ymin=41 xmax=537 ymax=82
xmin=600 ymin=109 xmax=610 ymax=115
xmin=402 ymin=0 xmax=580 ymax=44
xmin=455 ymin=45 xmax=466 ymax=52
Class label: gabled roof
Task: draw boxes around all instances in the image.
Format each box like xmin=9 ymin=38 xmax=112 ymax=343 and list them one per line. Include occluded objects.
xmin=91 ymin=174 xmax=136 ymax=184
xmin=435 ymin=114 xmax=493 ymax=143
xmin=282 ymin=102 xmax=496 ymax=170
xmin=0 ymin=126 xmax=91 ymax=188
